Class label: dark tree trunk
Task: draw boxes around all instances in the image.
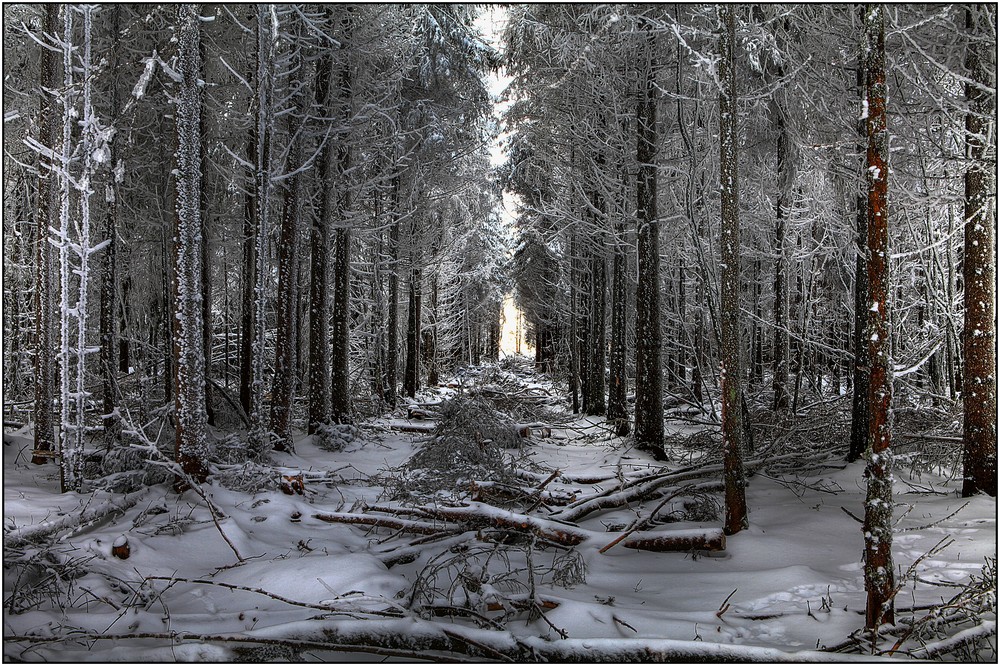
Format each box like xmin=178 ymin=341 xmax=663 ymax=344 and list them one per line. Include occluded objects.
xmin=607 ymin=224 xmax=629 ymax=434
xmin=307 ymin=48 xmax=333 ymax=434
xmin=961 ymin=5 xmax=997 ymax=498
xmin=424 ymin=273 xmax=439 ymax=387
xmin=403 ymin=266 xmax=422 ymax=398
xmin=330 ymin=226 xmax=352 ymax=423
xmin=269 ymin=24 xmax=306 ymax=451
xmin=99 ymin=5 xmax=123 ymax=449
xmin=32 ymin=4 xmax=59 ymax=465
xmin=238 ymin=128 xmax=257 ymax=417
xmin=385 ymin=182 xmax=401 ymax=406
xmin=633 ymin=33 xmax=663 ymax=454
xmin=587 ymin=250 xmax=607 ymax=415
xmin=719 ymin=5 xmax=748 ymax=536
xmin=569 ymin=235 xmax=580 ymax=413
xmin=199 ymin=33 xmax=214 ymax=428
xmin=330 ymin=14 xmax=354 ymax=424
xmin=849 ymin=56 xmax=870 ymax=464
xmin=772 ymin=110 xmax=791 ymax=413
xmin=861 ymin=4 xmax=894 ymax=631
xmin=270 ymin=169 xmax=302 ymax=450
xmin=172 ymin=4 xmax=209 ymax=483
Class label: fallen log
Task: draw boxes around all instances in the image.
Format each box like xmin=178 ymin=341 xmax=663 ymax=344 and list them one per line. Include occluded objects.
xmin=3 ymin=621 xmax=869 ymax=662
xmin=621 ymin=527 xmax=726 ymax=553
xmin=470 ymin=480 xmax=575 ymax=507
xmin=418 ymin=502 xmax=589 ymax=547
xmin=385 ymin=422 xmax=435 ymax=434
xmin=312 ymin=512 xmax=448 ymax=536
xmin=4 ymin=490 xmax=145 ymax=550
xmin=557 ymin=452 xmax=799 ymax=523
xmin=406 ymin=407 xmax=436 ymax=420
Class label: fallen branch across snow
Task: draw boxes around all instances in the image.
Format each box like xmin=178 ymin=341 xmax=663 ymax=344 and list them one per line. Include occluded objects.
xmin=2 ymin=619 xmax=875 ymax=662
xmin=3 ymin=490 xmax=145 ymax=550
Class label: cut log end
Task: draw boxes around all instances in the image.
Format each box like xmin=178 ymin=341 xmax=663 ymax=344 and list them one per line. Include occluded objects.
xmin=280 ymin=474 xmax=305 ymax=495
xmin=112 ymin=536 xmax=130 ymax=560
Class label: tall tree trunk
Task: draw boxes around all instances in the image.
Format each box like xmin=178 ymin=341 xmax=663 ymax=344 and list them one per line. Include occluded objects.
xmin=587 ymin=250 xmax=607 ymax=415
xmin=719 ymin=5 xmax=748 ymax=536
xmin=633 ymin=32 xmax=663 ymax=455
xmin=424 ymin=272 xmax=439 ymax=387
xmin=330 ymin=227 xmax=352 ymax=422
xmin=245 ymin=6 xmax=275 ymax=441
xmin=771 ymin=109 xmax=791 ymax=413
xmin=330 ymin=13 xmax=354 ymax=424
xmin=172 ymin=4 xmax=209 ymax=484
xmin=239 ymin=128 xmax=257 ymax=417
xmin=99 ymin=6 xmax=123 ymax=448
xmin=270 ymin=18 xmax=306 ymax=452
xmin=569 ymin=233 xmax=581 ymax=414
xmin=849 ymin=56 xmax=870 ymax=463
xmin=385 ymin=187 xmax=400 ymax=406
xmin=403 ymin=266 xmax=422 ymax=398
xmin=607 ymin=223 xmax=629 ymax=434
xmin=961 ymin=5 xmax=997 ymax=498
xmin=270 ymin=154 xmax=303 ymax=451
xmin=861 ymin=4 xmax=894 ymax=630
xmin=199 ymin=31 xmax=214 ymax=428
xmin=308 ymin=47 xmax=333 ymax=433
xmin=31 ymin=4 xmax=59 ymax=465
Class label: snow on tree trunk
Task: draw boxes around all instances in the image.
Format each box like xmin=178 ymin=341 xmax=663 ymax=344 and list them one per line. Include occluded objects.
xmin=718 ymin=5 xmax=748 ymax=536
xmin=56 ymin=6 xmax=77 ymax=493
xmin=861 ymin=3 xmax=894 ymax=630
xmin=31 ymin=3 xmax=59 ymax=466
xmin=99 ymin=5 xmax=122 ymax=449
xmin=248 ymin=5 xmax=276 ymax=444
xmin=961 ymin=5 xmax=997 ymax=498
xmin=172 ymin=3 xmax=209 ymax=483
xmin=633 ymin=32 xmax=663 ymax=455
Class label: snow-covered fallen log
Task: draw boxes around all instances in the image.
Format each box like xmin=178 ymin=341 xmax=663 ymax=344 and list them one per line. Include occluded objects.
xmin=470 ymin=480 xmax=575 ymax=507
xmin=316 ymin=502 xmax=589 ymax=547
xmin=907 ymin=620 xmax=996 ymax=659
xmin=3 ymin=619 xmax=874 ymax=662
xmin=3 ymin=490 xmax=145 ymax=549
xmin=312 ymin=511 xmax=450 ymax=536
xmin=621 ymin=527 xmax=726 ymax=553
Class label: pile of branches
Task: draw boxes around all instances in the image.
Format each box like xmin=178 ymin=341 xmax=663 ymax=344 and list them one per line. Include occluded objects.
xmin=828 ymin=556 xmax=997 ymax=660
xmin=381 ymin=397 xmax=529 ymax=502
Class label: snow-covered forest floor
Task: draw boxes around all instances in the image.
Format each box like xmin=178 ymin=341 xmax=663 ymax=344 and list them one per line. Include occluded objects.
xmin=3 ymin=358 xmax=996 ymax=662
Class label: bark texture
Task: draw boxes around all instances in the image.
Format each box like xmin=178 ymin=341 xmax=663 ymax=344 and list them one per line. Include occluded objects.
xmin=719 ymin=5 xmax=748 ymax=536
xmin=961 ymin=5 xmax=997 ymax=498
xmin=172 ymin=4 xmax=209 ymax=483
xmin=633 ymin=34 xmax=664 ymax=454
xmin=861 ymin=4 xmax=894 ymax=630
xmin=31 ymin=4 xmax=59 ymax=465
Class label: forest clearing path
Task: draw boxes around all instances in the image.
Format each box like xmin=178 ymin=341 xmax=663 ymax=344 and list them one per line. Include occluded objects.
xmin=3 ymin=360 xmax=995 ymax=660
